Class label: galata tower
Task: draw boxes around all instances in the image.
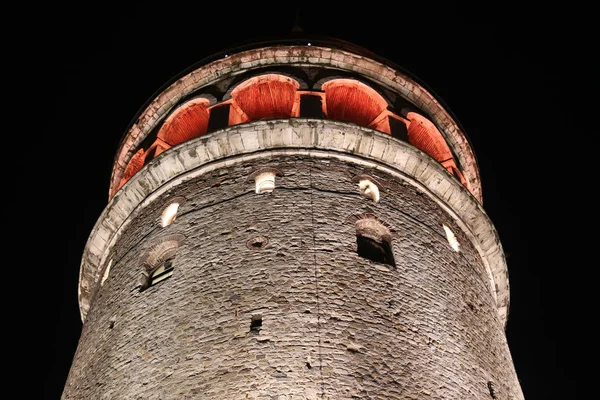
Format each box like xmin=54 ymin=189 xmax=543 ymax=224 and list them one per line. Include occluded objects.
xmin=61 ymin=35 xmax=524 ymax=400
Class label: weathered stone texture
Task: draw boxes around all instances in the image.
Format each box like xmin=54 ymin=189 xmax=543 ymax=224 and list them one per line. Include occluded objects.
xmin=63 ymin=157 xmax=522 ymax=399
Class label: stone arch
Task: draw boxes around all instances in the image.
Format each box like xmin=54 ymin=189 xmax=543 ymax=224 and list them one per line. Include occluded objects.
xmin=142 ymin=233 xmax=186 ymax=271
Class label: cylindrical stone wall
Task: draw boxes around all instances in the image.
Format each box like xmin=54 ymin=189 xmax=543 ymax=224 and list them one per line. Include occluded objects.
xmin=64 ymin=39 xmax=524 ymax=399
xmin=62 ymin=153 xmax=523 ymax=399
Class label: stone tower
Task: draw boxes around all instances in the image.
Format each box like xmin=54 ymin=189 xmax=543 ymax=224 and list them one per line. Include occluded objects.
xmin=62 ymin=36 xmax=524 ymax=399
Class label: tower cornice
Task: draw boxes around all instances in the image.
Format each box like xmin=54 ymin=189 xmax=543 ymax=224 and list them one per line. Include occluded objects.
xmin=82 ymin=120 xmax=508 ymax=326
xmin=109 ymin=45 xmax=482 ymax=203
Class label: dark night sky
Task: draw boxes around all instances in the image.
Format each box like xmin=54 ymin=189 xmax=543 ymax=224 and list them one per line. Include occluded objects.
xmin=16 ymin=3 xmax=592 ymax=399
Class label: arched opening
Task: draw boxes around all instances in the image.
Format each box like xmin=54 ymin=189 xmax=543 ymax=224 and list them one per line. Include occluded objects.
xmin=443 ymin=224 xmax=460 ymax=252
xmin=255 ymin=171 xmax=276 ymax=193
xmin=156 ymin=98 xmax=211 ymax=146
xmin=406 ymin=112 xmax=454 ymax=163
xmin=358 ymin=179 xmax=380 ymax=202
xmin=231 ymin=74 xmax=300 ymax=122
xmin=355 ymin=215 xmax=395 ymax=268
xmin=118 ymin=148 xmax=146 ymax=190
xmin=160 ymin=202 xmax=180 ymax=227
xmin=140 ymin=235 xmax=184 ymax=291
xmin=322 ymin=79 xmax=388 ymax=127
xmin=249 ymin=167 xmax=283 ymax=194
xmin=143 ymin=140 xmax=171 ymax=165
xmin=406 ymin=112 xmax=470 ymax=190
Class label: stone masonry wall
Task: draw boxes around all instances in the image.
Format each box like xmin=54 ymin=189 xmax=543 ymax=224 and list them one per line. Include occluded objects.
xmin=62 ymin=156 xmax=523 ymax=399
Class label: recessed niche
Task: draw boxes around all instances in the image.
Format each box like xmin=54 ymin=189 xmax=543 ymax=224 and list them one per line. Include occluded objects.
xmin=358 ymin=179 xmax=380 ymax=202
xmin=255 ymin=171 xmax=276 ymax=193
xmin=100 ymin=259 xmax=113 ymax=287
xmin=353 ymin=174 xmax=382 ymax=203
xmin=248 ymin=167 xmax=283 ymax=194
xmin=250 ymin=315 xmax=262 ymax=332
xmin=443 ymin=224 xmax=460 ymax=252
xmin=160 ymin=202 xmax=180 ymax=227
xmin=355 ymin=215 xmax=395 ymax=268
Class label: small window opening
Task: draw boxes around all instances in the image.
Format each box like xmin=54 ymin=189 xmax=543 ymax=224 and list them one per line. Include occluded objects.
xmin=255 ymin=171 xmax=276 ymax=193
xmin=250 ymin=315 xmax=262 ymax=332
xmin=487 ymin=381 xmax=497 ymax=399
xmin=161 ymin=202 xmax=180 ymax=227
xmin=357 ymin=235 xmax=395 ymax=266
xmin=443 ymin=224 xmax=460 ymax=252
xmin=355 ymin=218 xmax=395 ymax=268
xmin=100 ymin=259 xmax=113 ymax=287
xmin=358 ymin=179 xmax=380 ymax=202
xmin=149 ymin=258 xmax=175 ymax=287
xmin=140 ymin=235 xmax=183 ymax=292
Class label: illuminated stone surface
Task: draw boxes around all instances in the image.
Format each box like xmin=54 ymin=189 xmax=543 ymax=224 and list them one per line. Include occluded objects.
xmin=63 ymin=39 xmax=523 ymax=400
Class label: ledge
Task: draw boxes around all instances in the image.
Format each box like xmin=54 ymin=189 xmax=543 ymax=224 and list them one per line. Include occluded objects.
xmin=109 ymin=45 xmax=482 ymax=203
xmin=82 ymin=119 xmax=508 ymax=326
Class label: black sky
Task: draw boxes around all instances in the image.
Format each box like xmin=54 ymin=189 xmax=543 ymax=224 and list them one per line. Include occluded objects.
xmin=18 ymin=3 xmax=592 ymax=399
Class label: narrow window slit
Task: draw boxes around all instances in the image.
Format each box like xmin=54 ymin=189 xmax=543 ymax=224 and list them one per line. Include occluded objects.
xmin=100 ymin=259 xmax=113 ymax=287
xmin=487 ymin=381 xmax=497 ymax=399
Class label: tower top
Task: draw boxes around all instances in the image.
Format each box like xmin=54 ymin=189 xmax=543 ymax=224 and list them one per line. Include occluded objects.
xmin=111 ymin=38 xmax=480 ymax=201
